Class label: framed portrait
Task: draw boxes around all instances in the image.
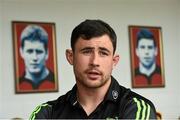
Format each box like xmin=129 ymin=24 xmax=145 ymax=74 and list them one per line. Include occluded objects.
xmin=129 ymin=25 xmax=165 ymax=88
xmin=12 ymin=21 xmax=58 ymax=93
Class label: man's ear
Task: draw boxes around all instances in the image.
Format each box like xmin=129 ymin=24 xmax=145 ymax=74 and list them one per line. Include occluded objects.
xmin=66 ymin=49 xmax=73 ymax=65
xmin=113 ymin=54 xmax=120 ymax=67
xmin=20 ymin=48 xmax=24 ymax=58
xmin=135 ymin=48 xmax=139 ymax=57
xmin=45 ymin=50 xmax=49 ymax=60
xmin=155 ymin=47 xmax=158 ymax=56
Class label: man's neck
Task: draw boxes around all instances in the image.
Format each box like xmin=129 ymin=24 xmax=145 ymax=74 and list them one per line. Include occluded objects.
xmin=139 ymin=63 xmax=156 ymax=76
xmin=76 ymin=78 xmax=111 ymax=116
xmin=25 ymin=68 xmax=49 ymax=83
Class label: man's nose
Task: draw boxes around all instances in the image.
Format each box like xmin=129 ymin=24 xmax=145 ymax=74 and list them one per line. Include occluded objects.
xmin=32 ymin=51 xmax=38 ymax=60
xmin=144 ymin=48 xmax=150 ymax=55
xmin=89 ymin=52 xmax=100 ymax=67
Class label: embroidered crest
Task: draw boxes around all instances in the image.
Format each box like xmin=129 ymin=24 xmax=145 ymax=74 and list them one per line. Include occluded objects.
xmin=112 ymin=90 xmax=118 ymax=100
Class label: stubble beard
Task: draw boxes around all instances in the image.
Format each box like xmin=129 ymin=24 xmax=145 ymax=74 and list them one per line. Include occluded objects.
xmin=75 ymin=70 xmax=111 ymax=89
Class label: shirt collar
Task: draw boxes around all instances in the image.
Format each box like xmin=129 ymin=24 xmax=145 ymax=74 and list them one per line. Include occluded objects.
xmin=66 ymin=85 xmax=78 ymax=106
xmin=104 ymin=76 xmax=120 ymax=102
xmin=67 ymin=76 xmax=120 ymax=106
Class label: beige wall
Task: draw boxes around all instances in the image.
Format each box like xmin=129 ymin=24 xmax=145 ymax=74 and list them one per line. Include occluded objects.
xmin=0 ymin=0 xmax=179 ymax=119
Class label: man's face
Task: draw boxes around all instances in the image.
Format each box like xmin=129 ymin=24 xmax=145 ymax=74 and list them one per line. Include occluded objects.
xmin=20 ymin=40 xmax=48 ymax=74
xmin=136 ymin=38 xmax=157 ymax=68
xmin=66 ymin=35 xmax=119 ymax=89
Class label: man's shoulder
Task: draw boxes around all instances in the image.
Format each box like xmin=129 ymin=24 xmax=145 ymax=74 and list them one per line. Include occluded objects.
xmin=119 ymin=90 xmax=157 ymax=119
xmin=112 ymin=77 xmax=153 ymax=105
xmin=117 ymin=85 xmax=155 ymax=108
xmin=110 ymin=77 xmax=156 ymax=119
xmin=47 ymin=90 xmax=72 ymax=107
xmin=128 ymin=90 xmax=155 ymax=108
xmin=111 ymin=77 xmax=155 ymax=104
xmin=117 ymin=83 xmax=154 ymax=106
xmin=30 ymin=90 xmax=72 ymax=119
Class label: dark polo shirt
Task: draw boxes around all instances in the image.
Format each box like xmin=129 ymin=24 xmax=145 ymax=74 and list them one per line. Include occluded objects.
xmin=19 ymin=70 xmax=55 ymax=90
xmin=135 ymin=65 xmax=163 ymax=87
xmin=30 ymin=76 xmax=157 ymax=119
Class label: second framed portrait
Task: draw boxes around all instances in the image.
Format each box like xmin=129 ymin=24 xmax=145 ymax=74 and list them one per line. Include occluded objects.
xmin=12 ymin=21 xmax=58 ymax=93
xmin=129 ymin=25 xmax=165 ymax=88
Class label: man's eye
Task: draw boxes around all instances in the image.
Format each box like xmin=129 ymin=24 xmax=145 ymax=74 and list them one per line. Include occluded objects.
xmin=26 ymin=49 xmax=33 ymax=54
xmin=148 ymin=46 xmax=153 ymax=49
xmin=99 ymin=51 xmax=108 ymax=56
xmin=82 ymin=50 xmax=92 ymax=54
xmin=140 ymin=46 xmax=145 ymax=49
xmin=36 ymin=50 xmax=44 ymax=54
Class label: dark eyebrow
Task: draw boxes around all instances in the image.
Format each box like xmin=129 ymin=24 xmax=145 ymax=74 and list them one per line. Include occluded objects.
xmin=80 ymin=47 xmax=94 ymax=51
xmin=80 ymin=46 xmax=111 ymax=54
xmin=99 ymin=47 xmax=111 ymax=53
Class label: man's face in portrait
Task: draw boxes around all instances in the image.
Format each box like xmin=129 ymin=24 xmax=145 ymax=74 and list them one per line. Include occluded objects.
xmin=66 ymin=35 xmax=119 ymax=89
xmin=136 ymin=38 xmax=157 ymax=69
xmin=20 ymin=40 xmax=48 ymax=74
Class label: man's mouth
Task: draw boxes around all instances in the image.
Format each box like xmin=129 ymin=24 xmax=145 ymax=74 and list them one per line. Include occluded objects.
xmin=31 ymin=64 xmax=39 ymax=67
xmin=144 ymin=57 xmax=151 ymax=61
xmin=86 ymin=70 xmax=102 ymax=80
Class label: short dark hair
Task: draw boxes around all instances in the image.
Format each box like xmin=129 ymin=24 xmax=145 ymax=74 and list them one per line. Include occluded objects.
xmin=71 ymin=19 xmax=117 ymax=54
xmin=20 ymin=25 xmax=48 ymax=52
xmin=136 ymin=28 xmax=156 ymax=48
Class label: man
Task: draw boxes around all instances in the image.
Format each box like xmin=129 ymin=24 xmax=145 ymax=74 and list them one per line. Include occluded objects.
xmin=30 ymin=20 xmax=157 ymax=119
xmin=135 ymin=28 xmax=162 ymax=87
xmin=19 ymin=25 xmax=55 ymax=90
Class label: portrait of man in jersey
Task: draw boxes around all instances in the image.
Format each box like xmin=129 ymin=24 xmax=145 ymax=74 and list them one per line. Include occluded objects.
xmin=129 ymin=26 xmax=165 ymax=88
xmin=12 ymin=21 xmax=58 ymax=93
